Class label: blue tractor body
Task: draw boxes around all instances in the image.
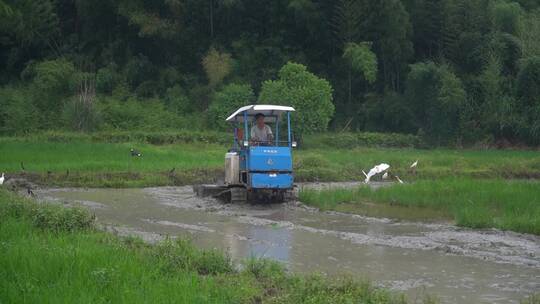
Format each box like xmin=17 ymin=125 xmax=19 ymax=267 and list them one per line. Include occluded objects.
xmin=242 ymin=146 xmax=293 ymax=189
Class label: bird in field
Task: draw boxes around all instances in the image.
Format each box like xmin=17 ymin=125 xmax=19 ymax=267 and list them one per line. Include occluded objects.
xmin=130 ymin=148 xmax=142 ymax=157
xmin=0 ymin=173 xmax=4 ymax=185
xmin=27 ymin=187 xmax=35 ymax=197
xmin=363 ymin=163 xmax=390 ymax=183
xmin=409 ymin=159 xmax=419 ymax=175
xmin=395 ymin=175 xmax=404 ymax=184
xmin=382 ymin=172 xmax=388 ymax=180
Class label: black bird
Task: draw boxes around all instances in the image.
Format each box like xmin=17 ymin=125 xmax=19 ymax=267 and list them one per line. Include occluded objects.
xmin=27 ymin=187 xmax=35 ymax=197
xmin=130 ymin=148 xmax=142 ymax=157
xmin=20 ymin=161 xmax=25 ymax=171
xmin=169 ymin=167 xmax=175 ymax=174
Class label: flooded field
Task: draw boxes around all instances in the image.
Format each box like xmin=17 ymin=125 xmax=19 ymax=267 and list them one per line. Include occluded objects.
xmin=36 ymin=186 xmax=540 ymax=304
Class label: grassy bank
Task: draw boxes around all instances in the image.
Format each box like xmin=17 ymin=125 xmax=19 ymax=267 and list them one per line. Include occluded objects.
xmin=0 ymin=189 xmax=422 ymax=304
xmin=1 ymin=136 xmax=539 ymax=187
xmin=299 ymin=179 xmax=540 ymax=235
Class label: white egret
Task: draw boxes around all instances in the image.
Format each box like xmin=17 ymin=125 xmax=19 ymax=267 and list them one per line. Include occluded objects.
xmin=395 ymin=175 xmax=404 ymax=184
xmin=0 ymin=173 xmax=4 ymax=185
xmin=382 ymin=172 xmax=388 ymax=180
xmin=410 ymin=160 xmax=418 ymax=168
xmin=364 ymin=163 xmax=390 ymax=183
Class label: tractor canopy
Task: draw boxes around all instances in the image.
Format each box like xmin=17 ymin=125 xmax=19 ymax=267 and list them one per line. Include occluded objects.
xmin=226 ymin=105 xmax=295 ymax=123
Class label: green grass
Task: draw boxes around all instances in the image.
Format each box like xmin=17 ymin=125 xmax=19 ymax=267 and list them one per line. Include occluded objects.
xmin=0 ymin=138 xmax=225 ymax=187
xmin=0 ymin=139 xmax=224 ymax=172
xmin=0 ymin=189 xmax=421 ymax=304
xmin=1 ymin=136 xmax=539 ymax=187
xmin=295 ymin=148 xmax=540 ymax=181
xmin=299 ymin=178 xmax=540 ymax=235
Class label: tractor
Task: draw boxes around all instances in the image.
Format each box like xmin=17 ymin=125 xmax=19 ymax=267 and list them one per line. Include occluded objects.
xmin=194 ymin=105 xmax=297 ymax=203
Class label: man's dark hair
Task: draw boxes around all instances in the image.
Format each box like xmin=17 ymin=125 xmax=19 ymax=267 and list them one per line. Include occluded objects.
xmin=254 ymin=113 xmax=265 ymax=120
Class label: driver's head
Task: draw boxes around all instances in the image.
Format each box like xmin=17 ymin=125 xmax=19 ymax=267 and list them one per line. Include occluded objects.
xmin=255 ymin=113 xmax=265 ymax=128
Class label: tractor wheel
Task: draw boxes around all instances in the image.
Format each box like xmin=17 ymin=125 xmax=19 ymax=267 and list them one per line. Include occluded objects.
xmin=230 ymin=187 xmax=247 ymax=204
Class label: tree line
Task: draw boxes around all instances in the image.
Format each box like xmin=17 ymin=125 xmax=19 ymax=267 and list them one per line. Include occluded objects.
xmin=0 ymin=0 xmax=539 ymax=146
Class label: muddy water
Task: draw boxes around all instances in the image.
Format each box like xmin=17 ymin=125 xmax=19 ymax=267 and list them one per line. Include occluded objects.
xmin=37 ymin=186 xmax=539 ymax=303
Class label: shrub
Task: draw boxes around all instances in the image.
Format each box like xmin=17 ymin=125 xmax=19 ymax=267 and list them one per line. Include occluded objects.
xmin=208 ymin=83 xmax=254 ymax=130
xmin=516 ymin=56 xmax=540 ymax=144
xmin=135 ymin=80 xmax=161 ymax=97
xmin=361 ymin=92 xmax=416 ymax=134
xmin=98 ymin=97 xmax=185 ymax=131
xmin=244 ymin=258 xmax=286 ymax=282
xmin=32 ymin=58 xmax=77 ymax=96
xmin=202 ymin=47 xmax=233 ymax=88
xmin=259 ymin=62 xmax=334 ymax=137
xmin=517 ymin=56 xmax=540 ymax=108
xmin=405 ymin=62 xmax=466 ymax=145
xmin=165 ymin=85 xmax=192 ymax=114
xmin=96 ymin=63 xmax=119 ymax=94
xmin=62 ymin=77 xmax=102 ymax=132
xmin=0 ymin=86 xmax=40 ymax=135
xmin=124 ymin=54 xmax=157 ymax=89
xmin=490 ymin=0 xmax=523 ymax=35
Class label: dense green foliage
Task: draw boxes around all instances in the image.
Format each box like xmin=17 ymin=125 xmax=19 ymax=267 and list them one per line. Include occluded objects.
xmin=0 ymin=0 xmax=539 ymax=145
xmin=208 ymin=83 xmax=255 ymax=130
xmin=259 ymin=62 xmax=334 ymax=137
xmin=0 ymin=189 xmax=423 ymax=303
xmin=299 ymin=179 xmax=540 ymax=234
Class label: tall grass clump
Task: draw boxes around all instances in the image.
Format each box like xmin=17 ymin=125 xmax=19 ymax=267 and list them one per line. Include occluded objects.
xmin=0 ymin=189 xmax=94 ymax=232
xmin=300 ymin=179 xmax=540 ymax=235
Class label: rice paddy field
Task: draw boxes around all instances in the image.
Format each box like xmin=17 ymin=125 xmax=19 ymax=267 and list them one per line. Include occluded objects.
xmin=1 ymin=136 xmax=539 ymax=187
xmin=299 ymin=179 xmax=540 ymax=235
xmin=1 ymin=135 xmax=540 ymax=302
xmin=1 ymin=135 xmax=539 ymax=234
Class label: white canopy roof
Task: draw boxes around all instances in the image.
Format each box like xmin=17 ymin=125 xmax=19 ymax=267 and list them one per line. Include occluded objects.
xmin=226 ymin=105 xmax=295 ymax=123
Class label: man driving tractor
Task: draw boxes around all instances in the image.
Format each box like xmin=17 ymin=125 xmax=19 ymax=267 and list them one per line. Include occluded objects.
xmin=250 ymin=113 xmax=273 ymax=145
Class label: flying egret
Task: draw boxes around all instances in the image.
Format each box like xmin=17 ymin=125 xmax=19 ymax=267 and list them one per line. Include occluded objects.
xmin=382 ymin=172 xmax=388 ymax=180
xmin=410 ymin=160 xmax=418 ymax=168
xmin=364 ymin=163 xmax=390 ymax=183
xmin=0 ymin=173 xmax=4 ymax=185
xmin=395 ymin=175 xmax=404 ymax=184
